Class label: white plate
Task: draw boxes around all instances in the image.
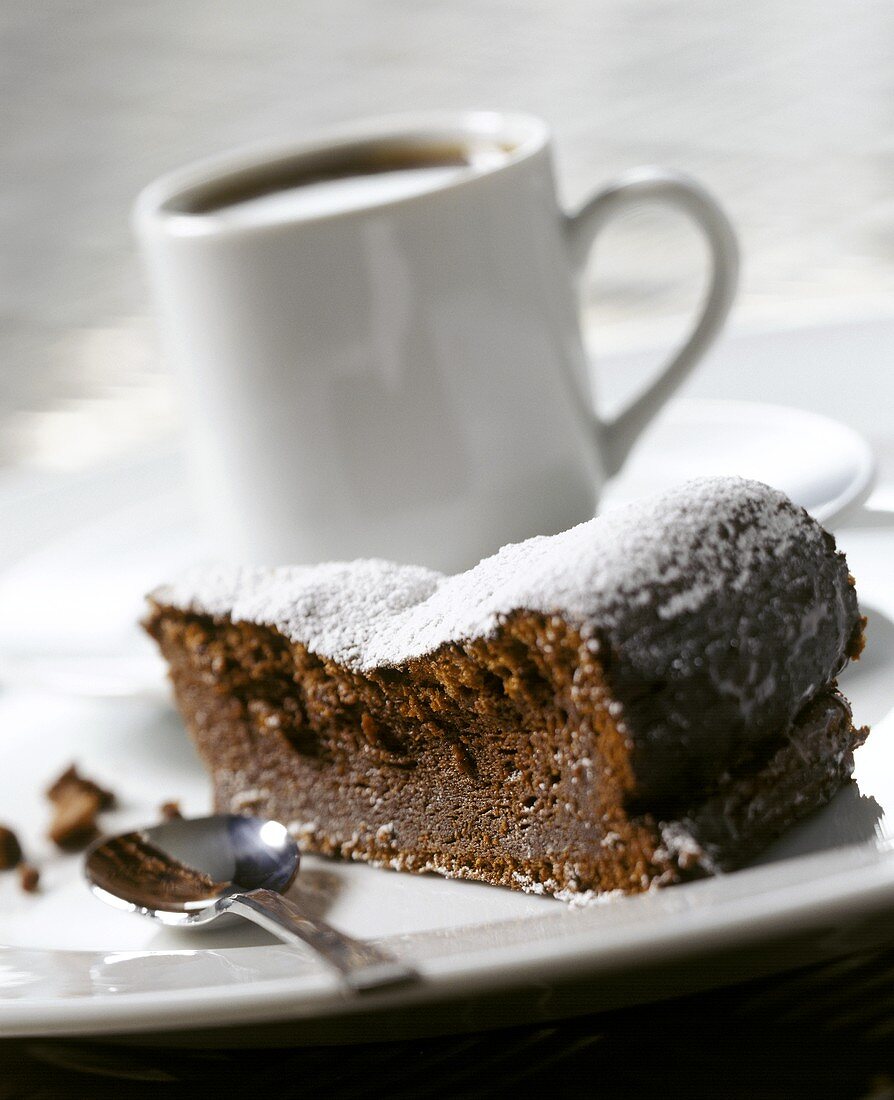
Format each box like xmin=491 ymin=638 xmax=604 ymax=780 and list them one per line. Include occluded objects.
xmin=0 ymin=399 xmax=891 ymax=1043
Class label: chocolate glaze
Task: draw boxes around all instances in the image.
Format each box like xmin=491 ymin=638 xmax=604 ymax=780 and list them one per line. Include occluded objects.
xmin=599 ymin=514 xmax=863 ymax=807
xmin=661 ymin=690 xmax=867 ymax=873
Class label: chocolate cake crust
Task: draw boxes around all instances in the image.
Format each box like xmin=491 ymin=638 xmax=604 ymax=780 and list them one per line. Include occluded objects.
xmin=147 ymin=478 xmax=867 ymax=898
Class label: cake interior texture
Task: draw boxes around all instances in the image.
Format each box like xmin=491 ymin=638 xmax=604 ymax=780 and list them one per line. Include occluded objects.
xmin=146 ymin=478 xmax=867 ymax=899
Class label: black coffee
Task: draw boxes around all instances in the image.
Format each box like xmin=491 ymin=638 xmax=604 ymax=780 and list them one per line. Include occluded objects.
xmin=168 ymin=140 xmax=511 ymax=221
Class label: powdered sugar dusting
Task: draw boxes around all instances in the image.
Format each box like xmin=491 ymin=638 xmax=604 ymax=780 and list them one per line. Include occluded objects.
xmin=151 ymin=477 xmax=828 ymax=674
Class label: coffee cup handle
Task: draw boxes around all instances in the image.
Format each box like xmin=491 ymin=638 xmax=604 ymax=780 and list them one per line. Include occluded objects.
xmin=565 ymin=167 xmax=739 ymax=477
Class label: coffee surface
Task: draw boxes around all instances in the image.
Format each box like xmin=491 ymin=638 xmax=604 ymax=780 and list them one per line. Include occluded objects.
xmin=214 ymin=164 xmax=471 ymax=223
xmin=178 ymin=141 xmax=510 ymax=224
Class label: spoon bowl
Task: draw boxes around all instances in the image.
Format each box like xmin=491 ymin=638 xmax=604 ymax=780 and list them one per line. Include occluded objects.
xmin=85 ymin=814 xmax=416 ymax=991
xmin=86 ymin=814 xmax=299 ymax=920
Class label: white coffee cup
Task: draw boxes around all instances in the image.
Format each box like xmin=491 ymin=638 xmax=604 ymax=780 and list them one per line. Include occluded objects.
xmin=135 ymin=111 xmax=737 ymax=573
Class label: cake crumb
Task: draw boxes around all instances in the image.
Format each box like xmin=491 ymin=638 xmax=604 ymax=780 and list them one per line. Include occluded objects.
xmin=287 ymin=820 xmax=319 ymax=843
xmin=0 ymin=825 xmax=22 ymax=869
xmin=660 ymin=821 xmax=709 ymax=873
xmin=47 ymin=765 xmax=115 ymax=810
xmin=46 ymin=764 xmax=115 ymax=850
xmin=230 ymin=788 xmax=270 ymax=813
xmin=18 ymin=863 xmax=39 ymax=893
xmin=48 ymin=788 xmax=101 ymax=849
xmin=553 ymin=886 xmax=624 ymax=908
xmin=159 ymin=800 xmax=182 ymax=820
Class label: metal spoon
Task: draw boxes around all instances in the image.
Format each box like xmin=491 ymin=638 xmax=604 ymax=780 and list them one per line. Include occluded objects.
xmin=85 ymin=814 xmax=417 ymax=993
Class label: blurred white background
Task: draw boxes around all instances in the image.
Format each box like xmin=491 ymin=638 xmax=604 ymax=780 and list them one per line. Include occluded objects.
xmin=3 ymin=1 xmax=894 ymax=474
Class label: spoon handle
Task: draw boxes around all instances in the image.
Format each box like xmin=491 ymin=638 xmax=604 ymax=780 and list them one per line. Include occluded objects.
xmin=222 ymin=889 xmax=418 ymax=992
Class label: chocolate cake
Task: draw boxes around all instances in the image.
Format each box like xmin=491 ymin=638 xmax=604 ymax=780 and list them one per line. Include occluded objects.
xmin=146 ymin=478 xmax=867 ymax=899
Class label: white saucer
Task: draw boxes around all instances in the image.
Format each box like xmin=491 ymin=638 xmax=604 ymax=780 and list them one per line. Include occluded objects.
xmin=0 ymin=396 xmax=891 ymax=1043
xmin=603 ymin=397 xmax=876 ymax=525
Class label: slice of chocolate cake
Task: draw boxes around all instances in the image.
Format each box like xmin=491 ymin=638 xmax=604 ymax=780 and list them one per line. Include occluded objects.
xmin=146 ymin=478 xmax=867 ymax=899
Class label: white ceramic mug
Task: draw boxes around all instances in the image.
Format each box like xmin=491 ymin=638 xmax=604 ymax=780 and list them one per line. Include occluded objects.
xmin=136 ymin=111 xmax=738 ymax=573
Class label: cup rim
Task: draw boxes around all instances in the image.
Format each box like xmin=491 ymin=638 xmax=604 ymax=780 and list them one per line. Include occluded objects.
xmin=134 ymin=110 xmax=551 ymax=238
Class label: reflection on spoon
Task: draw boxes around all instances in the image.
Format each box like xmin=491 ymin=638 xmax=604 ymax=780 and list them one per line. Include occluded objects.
xmin=85 ymin=814 xmax=417 ymax=993
xmin=87 ymin=831 xmax=231 ymax=911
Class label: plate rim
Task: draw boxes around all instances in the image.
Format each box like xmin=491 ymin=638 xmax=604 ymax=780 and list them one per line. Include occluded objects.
xmin=3 ymin=831 xmax=894 ymax=1038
